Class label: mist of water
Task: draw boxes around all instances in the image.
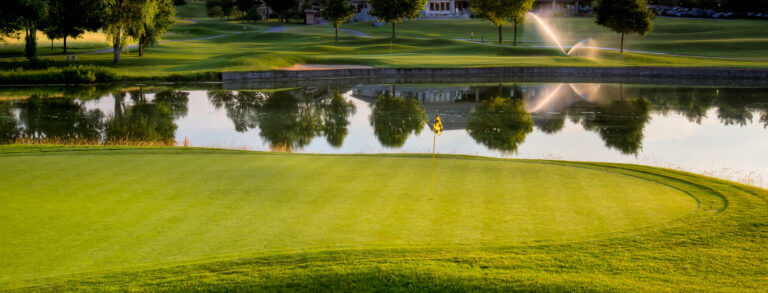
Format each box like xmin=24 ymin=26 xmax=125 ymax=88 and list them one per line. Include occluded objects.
xmin=567 ymin=38 xmax=600 ymax=59
xmin=529 ymin=84 xmax=565 ymax=113
xmin=527 ymin=12 xmax=567 ymax=55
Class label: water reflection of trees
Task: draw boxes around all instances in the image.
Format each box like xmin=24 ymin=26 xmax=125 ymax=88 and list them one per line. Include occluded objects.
xmin=208 ymin=90 xmax=356 ymax=151
xmin=208 ymin=90 xmax=264 ymax=132
xmin=18 ymin=95 xmax=104 ymax=141
xmin=369 ymin=95 xmax=428 ymax=148
xmin=579 ymin=98 xmax=651 ymax=155
xmin=467 ymin=97 xmax=534 ymax=153
xmin=321 ymin=93 xmax=357 ymax=147
xmin=0 ymin=103 xmax=21 ymax=144
xmin=105 ymin=89 xmax=187 ymax=144
xmin=638 ymin=87 xmax=768 ymax=128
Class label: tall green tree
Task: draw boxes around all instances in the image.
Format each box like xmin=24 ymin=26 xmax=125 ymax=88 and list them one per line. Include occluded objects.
xmin=130 ymin=0 xmax=175 ymax=57
xmin=236 ymin=0 xmax=263 ymax=22
xmin=369 ymin=0 xmax=427 ymax=39
xmin=470 ymin=0 xmax=534 ymax=45
xmin=1 ymin=0 xmax=50 ymax=59
xmin=264 ymin=0 xmax=299 ymax=22
xmin=594 ymin=0 xmax=654 ymax=54
xmin=103 ymin=0 xmax=156 ymax=65
xmin=322 ymin=0 xmax=355 ymax=42
xmin=43 ymin=0 xmax=105 ymax=54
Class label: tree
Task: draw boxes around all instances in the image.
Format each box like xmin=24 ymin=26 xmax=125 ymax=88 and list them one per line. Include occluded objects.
xmin=322 ymin=0 xmax=355 ymax=42
xmin=2 ymin=0 xmax=50 ymax=59
xmin=510 ymin=0 xmax=534 ymax=46
xmin=264 ymin=0 xmax=298 ymax=22
xmin=43 ymin=0 xmax=105 ymax=54
xmin=208 ymin=5 xmax=225 ymax=19
xmin=470 ymin=0 xmax=534 ymax=45
xmin=220 ymin=0 xmax=237 ymax=19
xmin=594 ymin=0 xmax=654 ymax=54
xmin=103 ymin=0 xmax=156 ymax=65
xmin=369 ymin=0 xmax=427 ymax=39
xmin=173 ymin=0 xmax=186 ymax=5
xmin=236 ymin=0 xmax=263 ymax=22
xmin=207 ymin=0 xmax=236 ymax=20
xmin=245 ymin=6 xmax=263 ymax=22
xmin=130 ymin=0 xmax=176 ymax=57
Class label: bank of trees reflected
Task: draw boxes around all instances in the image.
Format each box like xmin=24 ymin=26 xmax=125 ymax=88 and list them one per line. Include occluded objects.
xmin=208 ymin=90 xmax=356 ymax=151
xmin=0 ymin=89 xmax=188 ymax=145
xmin=467 ymin=97 xmax=533 ymax=153
xmin=1 ymin=85 xmax=766 ymax=156
xmin=106 ymin=89 xmax=187 ymax=144
xmin=369 ymin=96 xmax=427 ymax=148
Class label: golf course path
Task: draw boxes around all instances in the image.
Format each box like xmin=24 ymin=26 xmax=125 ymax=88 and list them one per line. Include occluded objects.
xmin=264 ymin=26 xmax=291 ymax=33
xmin=339 ymin=28 xmax=379 ymax=38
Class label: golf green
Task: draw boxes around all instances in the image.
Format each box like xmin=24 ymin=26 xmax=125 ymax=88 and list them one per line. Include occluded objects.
xmin=0 ymin=147 xmax=698 ymax=285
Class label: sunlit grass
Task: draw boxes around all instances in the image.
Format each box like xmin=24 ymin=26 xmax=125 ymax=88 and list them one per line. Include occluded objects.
xmin=0 ymin=145 xmax=765 ymax=291
xmin=1 ymin=14 xmax=768 ymax=80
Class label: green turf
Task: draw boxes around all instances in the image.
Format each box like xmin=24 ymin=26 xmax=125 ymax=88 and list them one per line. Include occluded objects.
xmin=0 ymin=145 xmax=766 ymax=291
xmin=2 ymin=16 xmax=768 ymax=80
xmin=346 ymin=17 xmax=768 ymax=58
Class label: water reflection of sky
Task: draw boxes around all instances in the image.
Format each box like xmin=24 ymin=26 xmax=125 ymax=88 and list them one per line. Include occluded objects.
xmin=5 ymin=83 xmax=767 ymax=188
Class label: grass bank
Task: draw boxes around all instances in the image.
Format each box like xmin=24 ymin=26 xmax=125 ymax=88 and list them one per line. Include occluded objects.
xmin=0 ymin=145 xmax=766 ymax=291
xmin=2 ymin=12 xmax=768 ymax=84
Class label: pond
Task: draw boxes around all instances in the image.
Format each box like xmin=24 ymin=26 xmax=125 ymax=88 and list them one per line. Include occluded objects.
xmin=0 ymin=81 xmax=766 ymax=188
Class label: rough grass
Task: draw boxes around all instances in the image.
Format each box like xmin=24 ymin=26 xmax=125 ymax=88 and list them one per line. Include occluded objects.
xmin=0 ymin=146 xmax=766 ymax=291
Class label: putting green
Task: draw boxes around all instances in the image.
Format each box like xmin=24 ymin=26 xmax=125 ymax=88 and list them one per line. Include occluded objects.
xmin=0 ymin=147 xmax=698 ymax=284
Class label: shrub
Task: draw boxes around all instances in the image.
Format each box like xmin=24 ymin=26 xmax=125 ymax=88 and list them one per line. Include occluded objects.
xmin=0 ymin=65 xmax=120 ymax=85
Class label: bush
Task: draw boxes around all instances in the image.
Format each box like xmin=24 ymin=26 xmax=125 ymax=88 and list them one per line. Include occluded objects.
xmin=0 ymin=65 xmax=120 ymax=85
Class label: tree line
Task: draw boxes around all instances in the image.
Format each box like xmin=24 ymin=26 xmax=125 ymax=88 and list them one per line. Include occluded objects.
xmin=265 ymin=0 xmax=653 ymax=53
xmin=0 ymin=0 xmax=179 ymax=64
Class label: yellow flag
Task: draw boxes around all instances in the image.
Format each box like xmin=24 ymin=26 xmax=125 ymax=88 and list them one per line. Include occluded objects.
xmin=433 ymin=116 xmax=444 ymax=136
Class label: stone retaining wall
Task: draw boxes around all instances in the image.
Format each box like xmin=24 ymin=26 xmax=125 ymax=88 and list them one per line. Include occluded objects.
xmin=222 ymin=67 xmax=768 ymax=87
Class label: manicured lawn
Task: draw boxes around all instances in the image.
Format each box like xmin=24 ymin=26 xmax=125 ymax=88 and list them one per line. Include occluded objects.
xmin=0 ymin=146 xmax=766 ymax=291
xmin=346 ymin=17 xmax=768 ymax=58
xmin=15 ymin=21 xmax=767 ymax=80
xmin=2 ymin=10 xmax=768 ymax=80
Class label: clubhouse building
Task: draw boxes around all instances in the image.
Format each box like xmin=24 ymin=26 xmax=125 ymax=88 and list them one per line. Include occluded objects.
xmin=422 ymin=0 xmax=581 ymax=17
xmin=306 ymin=0 xmax=582 ymax=24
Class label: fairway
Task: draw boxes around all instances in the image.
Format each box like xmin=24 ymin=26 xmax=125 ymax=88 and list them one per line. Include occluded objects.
xmin=0 ymin=146 xmax=766 ymax=291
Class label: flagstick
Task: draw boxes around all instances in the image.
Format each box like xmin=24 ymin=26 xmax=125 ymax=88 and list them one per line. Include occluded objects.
xmin=430 ymin=131 xmax=436 ymax=200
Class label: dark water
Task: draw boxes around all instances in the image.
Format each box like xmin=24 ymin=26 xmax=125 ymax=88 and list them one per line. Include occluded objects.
xmin=1 ymin=82 xmax=766 ymax=187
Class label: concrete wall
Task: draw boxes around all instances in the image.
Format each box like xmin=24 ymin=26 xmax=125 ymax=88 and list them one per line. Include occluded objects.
xmin=222 ymin=67 xmax=768 ymax=87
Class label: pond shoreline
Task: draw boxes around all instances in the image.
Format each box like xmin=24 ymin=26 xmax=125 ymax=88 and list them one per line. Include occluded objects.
xmin=224 ymin=66 xmax=768 ymax=86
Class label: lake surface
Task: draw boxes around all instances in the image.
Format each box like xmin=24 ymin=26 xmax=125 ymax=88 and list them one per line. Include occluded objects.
xmin=1 ymin=82 xmax=766 ymax=188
